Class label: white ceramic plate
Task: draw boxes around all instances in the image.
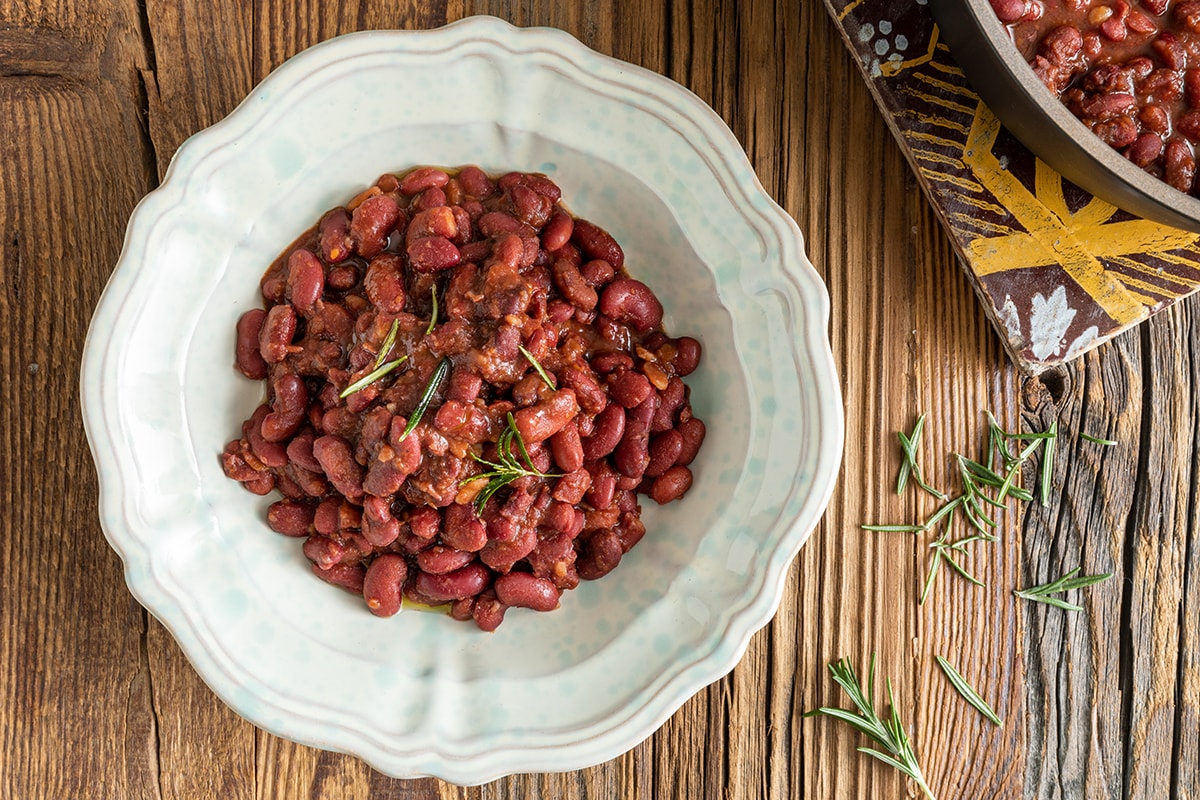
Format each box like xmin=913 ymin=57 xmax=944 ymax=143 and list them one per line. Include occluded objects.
xmin=81 ymin=16 xmax=842 ymax=784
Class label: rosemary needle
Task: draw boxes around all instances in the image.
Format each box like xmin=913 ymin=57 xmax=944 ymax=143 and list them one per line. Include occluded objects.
xmin=339 ymin=355 xmax=408 ymax=399
xmin=519 ymin=345 xmax=556 ymax=391
xmin=1014 ymin=566 xmax=1113 ymax=612
xmin=426 ymin=284 xmax=439 ymax=336
xmin=396 ymin=357 xmax=451 ymax=442
xmin=935 ymin=656 xmax=1003 ymax=727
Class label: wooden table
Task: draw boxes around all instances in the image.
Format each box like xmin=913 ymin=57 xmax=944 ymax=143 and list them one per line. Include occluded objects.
xmin=5 ymin=1 xmax=1195 ymax=797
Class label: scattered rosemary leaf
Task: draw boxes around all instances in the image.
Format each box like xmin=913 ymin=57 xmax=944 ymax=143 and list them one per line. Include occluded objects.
xmin=1039 ymin=420 xmax=1058 ymax=506
xmin=375 ymin=319 xmax=401 ymax=370
xmin=426 ymin=284 xmax=439 ymax=336
xmin=804 ymin=655 xmax=936 ymax=800
xmin=397 ymin=357 xmax=451 ymax=441
xmin=339 ymin=356 xmax=408 ymax=399
xmin=519 ymin=345 xmax=556 ymax=391
xmin=1014 ymin=566 xmax=1113 ymax=612
xmin=934 ymin=656 xmax=1003 ymax=727
xmin=897 ymin=415 xmax=946 ymax=500
xmin=1080 ymin=432 xmax=1117 ymax=446
xmin=861 ymin=524 xmax=927 ymax=532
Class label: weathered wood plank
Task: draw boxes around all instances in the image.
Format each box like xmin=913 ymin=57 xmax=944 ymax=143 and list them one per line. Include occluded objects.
xmin=0 ymin=2 xmax=161 ymax=798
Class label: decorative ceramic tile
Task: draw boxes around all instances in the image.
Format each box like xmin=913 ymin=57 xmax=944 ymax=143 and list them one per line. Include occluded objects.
xmin=824 ymin=0 xmax=1200 ymax=373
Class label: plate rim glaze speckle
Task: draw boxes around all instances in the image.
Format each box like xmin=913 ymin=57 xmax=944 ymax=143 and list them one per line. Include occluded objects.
xmin=80 ymin=16 xmax=843 ymax=784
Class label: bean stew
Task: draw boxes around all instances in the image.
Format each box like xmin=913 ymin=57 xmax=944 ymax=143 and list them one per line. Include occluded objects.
xmin=221 ymin=166 xmax=706 ymax=630
xmin=994 ymin=0 xmax=1200 ymax=195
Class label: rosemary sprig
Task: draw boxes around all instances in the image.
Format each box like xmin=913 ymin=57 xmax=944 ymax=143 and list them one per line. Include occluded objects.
xmin=396 ymin=357 xmax=451 ymax=442
xmin=426 ymin=284 xmax=439 ymax=336
xmin=339 ymin=355 xmax=408 ymax=399
xmin=463 ymin=412 xmax=559 ymax=512
xmin=519 ymin=345 xmax=556 ymax=391
xmin=1080 ymin=432 xmax=1117 ymax=446
xmin=1014 ymin=566 xmax=1113 ymax=611
xmin=805 ymin=655 xmax=936 ymax=800
xmin=897 ymin=415 xmax=946 ymax=500
xmin=934 ymin=656 xmax=1002 ymax=727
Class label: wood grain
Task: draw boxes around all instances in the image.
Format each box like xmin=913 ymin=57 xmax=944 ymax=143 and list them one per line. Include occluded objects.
xmin=2 ymin=0 xmax=1197 ymax=797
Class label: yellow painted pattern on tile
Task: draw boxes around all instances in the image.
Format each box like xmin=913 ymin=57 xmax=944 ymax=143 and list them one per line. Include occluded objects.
xmin=902 ymin=87 xmax=976 ymax=115
xmin=881 ymin=27 xmax=941 ymax=77
xmin=902 ymin=129 xmax=965 ymax=149
xmin=918 ymin=166 xmax=984 ymax=193
xmin=962 ymin=107 xmax=1148 ymax=325
xmin=1108 ymin=255 xmax=1199 ymax=289
xmin=911 ymin=148 xmax=966 ymax=169
xmin=898 ymin=109 xmax=973 ymax=136
xmin=948 ymin=212 xmax=1016 ymax=236
xmin=912 ymin=71 xmax=978 ymax=99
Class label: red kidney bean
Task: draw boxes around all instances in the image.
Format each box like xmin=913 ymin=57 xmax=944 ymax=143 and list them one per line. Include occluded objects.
xmin=591 ymin=352 xmax=634 ymax=374
xmin=1179 ymin=111 xmax=1200 ymax=142
xmin=650 ymin=465 xmax=693 ymax=504
xmin=285 ymin=463 xmax=328 ymax=497
xmin=416 ymin=563 xmax=490 ymax=602
xmin=540 ymin=209 xmax=574 ymax=251
xmin=585 ymin=462 xmax=618 ymax=510
xmin=599 ymin=279 xmax=663 ymax=332
xmin=481 ymin=525 xmax=537 ymax=572
xmin=1165 ymin=137 xmax=1197 ymax=192
xmin=558 ymin=365 xmax=606 ymax=415
xmin=582 ymin=404 xmax=625 ymax=461
xmin=442 ymin=503 xmax=488 ymax=552
xmin=312 ymin=562 xmax=365 ymax=594
xmin=550 ymin=423 xmax=585 ymax=472
xmin=571 ymin=218 xmax=624 ymax=269
xmin=313 ymin=435 xmax=364 ymax=499
xmin=498 ymin=171 xmax=562 ymax=201
xmin=645 ymin=429 xmax=684 ymax=478
xmin=285 ymin=432 xmax=322 ymax=473
xmin=400 ymin=166 xmax=450 ymax=195
xmin=235 ymin=309 xmax=269 ymax=379
xmin=319 ymin=208 xmax=353 ymax=263
xmin=314 ymin=498 xmax=340 ymax=535
xmin=458 ymin=165 xmax=496 ymax=198
xmin=243 ymin=474 xmax=275 ymax=495
xmin=473 ymin=589 xmax=507 ymax=632
xmin=261 ymin=375 xmax=309 ymax=442
xmin=616 ymin=512 xmax=647 ymax=552
xmin=362 ymin=495 xmax=401 ymax=547
xmin=510 ymin=184 xmax=553 ymax=228
xmin=407 ymin=236 xmax=461 ymax=273
xmin=478 ymin=211 xmax=523 ymax=237
xmin=286 ymin=249 xmax=325 ymax=315
xmin=668 ymin=337 xmax=702 ymax=376
xmin=552 ymin=468 xmax=592 ymax=504
xmin=267 ymin=499 xmax=315 ymax=536
xmin=577 ymin=529 xmax=623 ymax=580
xmin=303 ymin=534 xmax=347 ymax=569
xmin=365 ymin=253 xmax=407 ymax=314
xmin=350 ymin=194 xmax=400 ymax=258
xmin=676 ymin=418 xmax=707 ymax=466
xmin=417 ymin=187 xmax=451 ymax=209
xmin=449 ymin=596 xmax=475 ymax=621
xmin=651 ymin=378 xmax=686 ymax=432
xmin=259 ymin=304 xmax=296 ymax=363
xmin=1126 ymin=132 xmax=1164 ymax=166
xmin=494 ymin=573 xmax=560 ymax=611
xmin=362 ymin=554 xmax=407 ymax=617
xmin=552 ymin=259 xmax=599 ymax=311
xmin=244 ymin=405 xmax=289 ymax=467
xmin=417 ymin=545 xmax=476 ymax=575
xmin=579 ymin=259 xmax=615 ymax=289
xmin=512 ymin=388 xmax=578 ymax=443
xmin=609 ymin=370 xmax=653 ymax=408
